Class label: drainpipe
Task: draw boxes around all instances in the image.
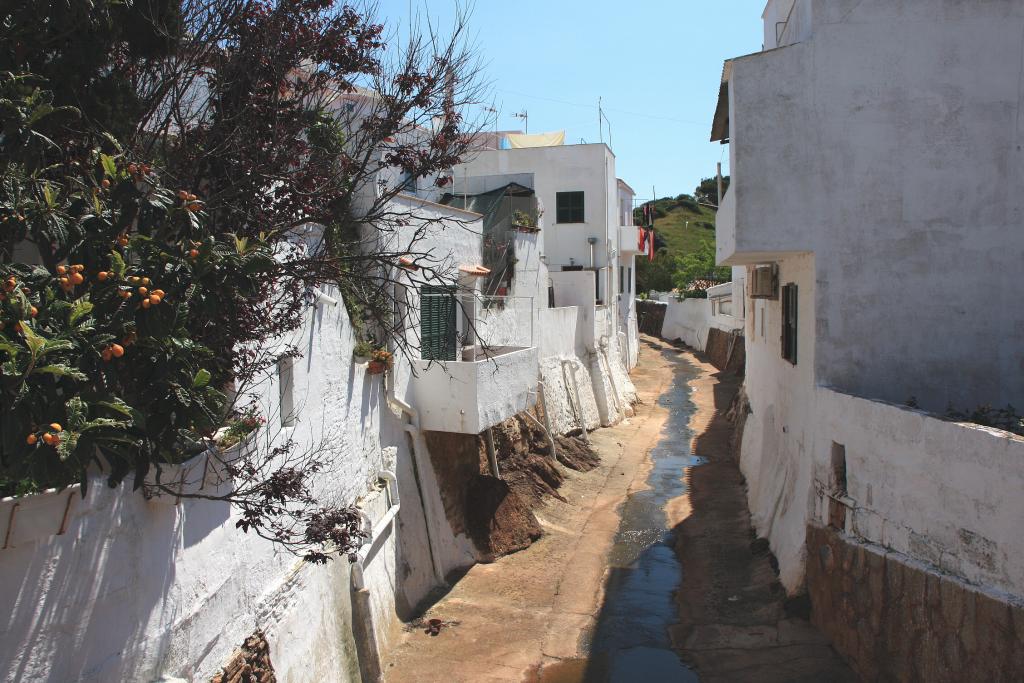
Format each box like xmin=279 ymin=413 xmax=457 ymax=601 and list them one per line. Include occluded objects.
xmin=483 ymin=427 xmax=500 ymax=478
xmin=349 ymin=471 xmax=401 ymax=683
xmin=560 ymin=359 xmax=590 ymax=443
xmin=599 ymin=336 xmax=625 ymax=421
xmin=385 ymin=373 xmax=447 ymax=587
xmin=536 ymin=381 xmax=558 ymax=460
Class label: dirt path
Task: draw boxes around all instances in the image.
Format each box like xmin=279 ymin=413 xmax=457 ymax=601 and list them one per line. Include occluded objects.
xmin=669 ymin=350 xmax=856 ymax=682
xmin=383 ymin=338 xmax=680 ymax=683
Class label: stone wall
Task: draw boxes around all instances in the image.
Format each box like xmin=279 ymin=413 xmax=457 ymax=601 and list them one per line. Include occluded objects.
xmin=806 ymin=524 xmax=1024 ymax=682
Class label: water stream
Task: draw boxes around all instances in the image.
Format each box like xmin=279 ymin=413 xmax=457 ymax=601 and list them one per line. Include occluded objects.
xmin=537 ymin=350 xmax=703 ymax=682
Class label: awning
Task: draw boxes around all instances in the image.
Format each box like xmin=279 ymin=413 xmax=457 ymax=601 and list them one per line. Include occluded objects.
xmin=504 ymin=131 xmax=565 ymax=148
xmin=710 ymin=60 xmax=732 ymax=143
xmin=459 ymin=264 xmax=491 ymax=277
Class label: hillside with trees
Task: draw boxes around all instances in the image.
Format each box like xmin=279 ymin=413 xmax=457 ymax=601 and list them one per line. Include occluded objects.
xmin=635 ymin=176 xmax=730 ymax=294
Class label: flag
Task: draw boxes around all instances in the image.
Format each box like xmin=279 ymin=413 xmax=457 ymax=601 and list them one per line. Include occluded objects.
xmin=638 ymin=227 xmax=645 ymax=252
xmin=647 ymin=228 xmax=655 ymax=262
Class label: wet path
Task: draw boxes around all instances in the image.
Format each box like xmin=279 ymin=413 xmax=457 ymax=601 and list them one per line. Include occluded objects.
xmin=578 ymin=349 xmax=701 ymax=681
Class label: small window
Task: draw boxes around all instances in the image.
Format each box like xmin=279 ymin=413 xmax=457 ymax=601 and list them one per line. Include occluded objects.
xmin=556 ymin=191 xmax=585 ymax=223
xmin=627 ymin=267 xmax=632 ymax=293
xmin=781 ymin=283 xmax=798 ymax=364
xmin=619 ymin=266 xmax=624 ymax=294
xmin=277 ymin=356 xmax=296 ymax=428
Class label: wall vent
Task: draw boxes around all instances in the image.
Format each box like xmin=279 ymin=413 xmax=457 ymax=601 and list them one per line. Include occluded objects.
xmin=750 ymin=264 xmax=779 ymax=299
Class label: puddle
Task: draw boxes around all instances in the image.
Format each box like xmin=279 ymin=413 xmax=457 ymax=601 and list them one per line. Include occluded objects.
xmin=534 ymin=350 xmax=703 ymax=682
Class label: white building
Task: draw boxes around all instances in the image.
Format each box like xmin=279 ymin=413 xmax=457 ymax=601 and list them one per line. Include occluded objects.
xmin=451 ymin=141 xmax=640 ymax=426
xmin=712 ymin=0 xmax=1024 ymax=677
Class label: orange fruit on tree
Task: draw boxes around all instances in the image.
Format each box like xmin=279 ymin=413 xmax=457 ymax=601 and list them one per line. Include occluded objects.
xmin=138 ymin=287 xmax=148 ymax=295
xmin=101 ymin=179 xmax=111 ymax=189
xmin=29 ymin=306 xmax=38 ymax=317
xmin=97 ymin=271 xmax=109 ymax=281
xmin=70 ymin=272 xmax=84 ymax=285
xmin=101 ymin=348 xmax=113 ymax=362
xmin=26 ymin=434 xmax=37 ymax=445
xmin=189 ymin=249 xmax=199 ymax=258
xmin=142 ymin=299 xmax=151 ymax=309
xmin=111 ymin=343 xmax=125 ymax=358
xmin=49 ymin=423 xmax=62 ymax=432
xmin=57 ymin=265 xmax=67 ymax=275
xmin=149 ymin=294 xmax=161 ymax=305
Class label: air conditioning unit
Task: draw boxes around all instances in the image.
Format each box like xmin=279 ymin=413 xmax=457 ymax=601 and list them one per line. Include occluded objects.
xmin=750 ymin=264 xmax=778 ymax=299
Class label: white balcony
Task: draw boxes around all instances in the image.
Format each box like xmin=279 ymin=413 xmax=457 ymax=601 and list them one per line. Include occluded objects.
xmin=619 ymin=225 xmax=642 ymax=254
xmin=411 ymin=346 xmax=539 ymax=434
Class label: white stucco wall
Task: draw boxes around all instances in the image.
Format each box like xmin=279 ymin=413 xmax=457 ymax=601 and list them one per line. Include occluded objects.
xmin=658 ymin=292 xmax=743 ymax=350
xmin=0 ymin=284 xmax=436 ymax=683
xmin=722 ymin=0 xmax=1024 ymax=411
xmin=455 ymin=145 xmax=618 ymax=276
xmin=539 ymin=356 xmax=601 ymax=435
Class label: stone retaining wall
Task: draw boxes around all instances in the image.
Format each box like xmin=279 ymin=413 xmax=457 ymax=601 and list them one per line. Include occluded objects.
xmin=806 ymin=524 xmax=1024 ymax=682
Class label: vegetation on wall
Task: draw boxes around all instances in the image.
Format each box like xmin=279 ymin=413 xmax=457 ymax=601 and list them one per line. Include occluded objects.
xmin=0 ymin=0 xmax=486 ymax=562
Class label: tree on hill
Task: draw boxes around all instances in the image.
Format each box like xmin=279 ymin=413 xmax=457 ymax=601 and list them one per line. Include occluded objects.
xmin=673 ymin=240 xmax=730 ymax=292
xmin=695 ymin=175 xmax=729 ymax=205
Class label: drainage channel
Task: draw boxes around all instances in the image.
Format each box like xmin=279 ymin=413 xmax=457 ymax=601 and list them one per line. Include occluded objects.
xmin=537 ymin=350 xmax=702 ymax=682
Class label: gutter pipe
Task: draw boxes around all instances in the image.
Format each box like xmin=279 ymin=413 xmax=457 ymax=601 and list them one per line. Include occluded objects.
xmin=349 ymin=470 xmax=400 ymax=683
xmin=560 ymin=359 xmax=590 ymax=443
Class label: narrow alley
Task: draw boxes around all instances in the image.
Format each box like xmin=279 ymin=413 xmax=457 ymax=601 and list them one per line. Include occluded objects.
xmin=385 ymin=337 xmax=853 ymax=682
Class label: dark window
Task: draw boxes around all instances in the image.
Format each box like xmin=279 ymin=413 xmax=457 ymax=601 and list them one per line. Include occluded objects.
xmin=627 ymin=267 xmax=632 ymax=293
xmin=619 ymin=266 xmax=624 ymax=294
xmin=781 ymin=283 xmax=798 ymax=364
xmin=421 ymin=286 xmax=457 ymax=361
xmin=556 ymin=191 xmax=585 ymax=223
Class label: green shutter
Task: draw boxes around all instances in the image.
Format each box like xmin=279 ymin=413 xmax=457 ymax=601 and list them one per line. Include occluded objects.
xmin=421 ymin=286 xmax=457 ymax=361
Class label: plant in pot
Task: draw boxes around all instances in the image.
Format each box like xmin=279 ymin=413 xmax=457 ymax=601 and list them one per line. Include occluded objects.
xmin=367 ymin=349 xmax=393 ymax=375
xmin=353 ymin=339 xmax=374 ymax=364
xmin=512 ymin=209 xmax=538 ymax=232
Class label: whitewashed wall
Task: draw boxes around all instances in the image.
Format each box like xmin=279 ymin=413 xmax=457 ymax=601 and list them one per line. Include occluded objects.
xmin=658 ymin=292 xmax=743 ymax=350
xmin=0 ymin=282 xmax=435 ymax=683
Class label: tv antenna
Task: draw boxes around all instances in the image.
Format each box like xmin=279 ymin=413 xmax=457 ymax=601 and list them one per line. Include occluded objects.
xmin=512 ymin=110 xmax=528 ymax=134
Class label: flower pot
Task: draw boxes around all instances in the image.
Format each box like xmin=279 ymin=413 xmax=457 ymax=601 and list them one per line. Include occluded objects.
xmin=1 ymin=484 xmax=82 ymax=550
xmin=143 ymin=447 xmax=216 ymax=504
xmin=367 ymin=360 xmax=388 ymax=375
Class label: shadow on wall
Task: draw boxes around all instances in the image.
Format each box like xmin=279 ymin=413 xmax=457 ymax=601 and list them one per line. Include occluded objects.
xmin=1 ymin=487 xmax=226 ymax=682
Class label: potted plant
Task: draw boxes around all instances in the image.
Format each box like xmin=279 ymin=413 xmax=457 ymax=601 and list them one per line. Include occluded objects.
xmin=511 ymin=209 xmax=539 ymax=232
xmin=367 ymin=349 xmax=392 ymax=375
xmin=353 ymin=339 xmax=374 ymax=364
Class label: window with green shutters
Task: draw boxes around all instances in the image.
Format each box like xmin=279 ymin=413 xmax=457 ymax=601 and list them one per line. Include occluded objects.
xmin=420 ymin=285 xmax=457 ymax=361
xmin=556 ymin=191 xmax=585 ymax=223
xmin=781 ymin=283 xmax=798 ymax=365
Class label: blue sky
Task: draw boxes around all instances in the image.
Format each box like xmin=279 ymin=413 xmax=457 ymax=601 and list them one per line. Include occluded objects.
xmin=375 ymin=0 xmax=764 ymax=202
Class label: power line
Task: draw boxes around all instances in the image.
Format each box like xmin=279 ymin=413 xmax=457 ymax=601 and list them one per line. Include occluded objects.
xmin=495 ymin=88 xmax=707 ymax=126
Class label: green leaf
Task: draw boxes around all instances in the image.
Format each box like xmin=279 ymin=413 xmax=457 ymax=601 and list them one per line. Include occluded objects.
xmin=192 ymin=368 xmax=211 ymax=388
xmin=42 ymin=181 xmax=55 ymax=209
xmin=100 ymin=154 xmax=117 ymax=178
xmin=20 ymin=325 xmax=44 ymax=357
xmin=80 ymin=418 xmax=130 ymax=432
xmin=96 ymin=398 xmax=133 ymax=418
xmin=66 ymin=396 xmax=88 ymax=430
xmin=109 ymin=250 xmax=126 ymax=277
xmin=56 ymin=431 xmax=78 ymax=461
xmin=40 ymin=338 xmax=73 ymax=356
xmin=33 ymin=364 xmax=88 ymax=381
xmin=69 ymin=299 xmax=94 ymax=325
